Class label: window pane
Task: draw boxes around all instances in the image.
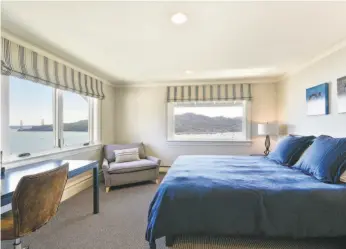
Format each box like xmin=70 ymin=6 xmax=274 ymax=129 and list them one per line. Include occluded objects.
xmin=62 ymin=91 xmax=89 ymax=146
xmin=9 ymin=77 xmax=54 ymax=154
xmin=173 ymin=103 xmax=245 ymax=140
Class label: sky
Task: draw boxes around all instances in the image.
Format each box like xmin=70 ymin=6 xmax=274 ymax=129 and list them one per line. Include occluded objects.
xmin=174 ymin=106 xmax=243 ymax=118
xmin=9 ymin=77 xmax=88 ymax=126
xmin=8 ymin=77 xmax=241 ymax=125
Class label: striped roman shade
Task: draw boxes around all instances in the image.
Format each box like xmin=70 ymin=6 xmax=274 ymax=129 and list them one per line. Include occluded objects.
xmin=1 ymin=37 xmax=105 ymax=99
xmin=166 ymin=84 xmax=252 ymax=102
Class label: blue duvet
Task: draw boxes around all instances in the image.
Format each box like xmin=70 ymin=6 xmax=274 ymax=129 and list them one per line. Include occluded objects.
xmin=146 ymin=155 xmax=346 ymax=245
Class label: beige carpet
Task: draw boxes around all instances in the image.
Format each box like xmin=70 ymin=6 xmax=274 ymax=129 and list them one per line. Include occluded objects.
xmin=2 ymin=180 xmax=345 ymax=249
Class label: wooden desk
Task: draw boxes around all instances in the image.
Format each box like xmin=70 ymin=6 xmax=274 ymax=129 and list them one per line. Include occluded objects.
xmin=1 ymin=160 xmax=99 ymax=214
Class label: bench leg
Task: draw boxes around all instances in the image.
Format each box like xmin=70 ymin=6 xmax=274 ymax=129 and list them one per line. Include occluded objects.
xmin=105 ymin=187 xmax=110 ymax=193
xmin=166 ymin=235 xmax=174 ymax=247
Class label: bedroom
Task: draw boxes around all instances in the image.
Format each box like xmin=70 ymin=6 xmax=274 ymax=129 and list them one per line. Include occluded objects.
xmin=1 ymin=1 xmax=346 ymax=249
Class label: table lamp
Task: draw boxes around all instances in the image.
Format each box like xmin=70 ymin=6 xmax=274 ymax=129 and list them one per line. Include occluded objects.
xmin=258 ymin=123 xmax=279 ymax=156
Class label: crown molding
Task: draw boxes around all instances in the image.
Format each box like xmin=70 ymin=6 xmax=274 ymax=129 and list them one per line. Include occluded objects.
xmin=113 ymin=75 xmax=283 ymax=88
xmin=281 ymin=37 xmax=346 ymax=81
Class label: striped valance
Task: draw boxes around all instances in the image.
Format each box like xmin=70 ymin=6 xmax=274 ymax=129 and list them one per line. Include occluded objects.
xmin=1 ymin=37 xmax=105 ymax=99
xmin=167 ymin=84 xmax=252 ymax=102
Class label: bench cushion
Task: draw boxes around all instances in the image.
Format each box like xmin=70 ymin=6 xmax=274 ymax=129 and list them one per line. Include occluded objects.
xmin=108 ymin=159 xmax=157 ymax=174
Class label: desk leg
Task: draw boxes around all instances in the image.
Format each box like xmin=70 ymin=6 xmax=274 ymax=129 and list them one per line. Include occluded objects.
xmin=93 ymin=166 xmax=99 ymax=214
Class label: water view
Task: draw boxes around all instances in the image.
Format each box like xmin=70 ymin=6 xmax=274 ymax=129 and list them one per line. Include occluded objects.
xmin=7 ymin=77 xmax=90 ymax=156
xmin=9 ymin=129 xmax=89 ymax=155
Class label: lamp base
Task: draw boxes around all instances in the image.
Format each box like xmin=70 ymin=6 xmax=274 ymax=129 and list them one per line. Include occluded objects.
xmin=264 ymin=135 xmax=271 ymax=156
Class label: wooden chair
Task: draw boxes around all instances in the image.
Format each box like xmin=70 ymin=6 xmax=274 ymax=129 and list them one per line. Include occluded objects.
xmin=1 ymin=163 xmax=69 ymax=249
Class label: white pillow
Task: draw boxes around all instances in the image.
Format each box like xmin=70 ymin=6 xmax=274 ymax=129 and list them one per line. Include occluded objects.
xmin=114 ymin=148 xmax=140 ymax=163
xmin=340 ymin=170 xmax=346 ymax=183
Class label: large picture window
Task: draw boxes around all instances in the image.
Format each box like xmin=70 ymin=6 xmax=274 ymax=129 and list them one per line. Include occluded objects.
xmin=167 ymin=101 xmax=250 ymax=142
xmin=9 ymin=77 xmax=54 ymax=154
xmin=62 ymin=90 xmax=89 ymax=146
xmin=1 ymin=76 xmax=100 ymax=161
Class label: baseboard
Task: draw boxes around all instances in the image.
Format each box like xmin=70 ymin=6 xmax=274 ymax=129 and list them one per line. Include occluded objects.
xmin=61 ymin=176 xmax=93 ymax=202
xmin=159 ymin=166 xmax=170 ymax=173
xmin=61 ymin=166 xmax=166 ymax=202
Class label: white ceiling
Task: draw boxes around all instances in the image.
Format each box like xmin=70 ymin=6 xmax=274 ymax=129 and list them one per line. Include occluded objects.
xmin=2 ymin=1 xmax=346 ymax=85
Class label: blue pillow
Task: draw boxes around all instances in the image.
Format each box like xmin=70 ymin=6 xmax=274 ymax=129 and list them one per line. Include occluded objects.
xmin=293 ymin=135 xmax=346 ymax=183
xmin=267 ymin=135 xmax=315 ymax=165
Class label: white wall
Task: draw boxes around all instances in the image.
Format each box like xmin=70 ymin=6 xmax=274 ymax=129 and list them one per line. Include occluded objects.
xmin=277 ymin=47 xmax=346 ymax=137
xmin=101 ymin=84 xmax=117 ymax=144
xmin=114 ymin=83 xmax=278 ymax=166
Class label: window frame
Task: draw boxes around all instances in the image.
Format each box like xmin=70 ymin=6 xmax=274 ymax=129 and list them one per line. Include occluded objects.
xmin=166 ymin=100 xmax=252 ymax=143
xmin=60 ymin=90 xmax=92 ymax=148
xmin=0 ymin=75 xmax=101 ymax=166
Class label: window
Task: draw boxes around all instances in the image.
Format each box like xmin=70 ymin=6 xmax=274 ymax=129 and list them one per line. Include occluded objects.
xmin=0 ymin=76 xmax=100 ymax=161
xmin=9 ymin=77 xmax=54 ymax=154
xmin=167 ymin=101 xmax=250 ymax=142
xmin=62 ymin=91 xmax=89 ymax=146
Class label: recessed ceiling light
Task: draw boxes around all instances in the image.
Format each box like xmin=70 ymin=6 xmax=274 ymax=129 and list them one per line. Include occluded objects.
xmin=185 ymin=70 xmax=193 ymax=74
xmin=171 ymin=12 xmax=188 ymax=25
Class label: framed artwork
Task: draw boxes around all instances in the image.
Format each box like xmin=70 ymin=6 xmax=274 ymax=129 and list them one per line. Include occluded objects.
xmin=306 ymin=83 xmax=329 ymax=116
xmin=337 ymin=76 xmax=346 ymax=113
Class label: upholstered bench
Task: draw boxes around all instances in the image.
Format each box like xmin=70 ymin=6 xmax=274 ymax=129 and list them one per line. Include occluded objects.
xmin=102 ymin=143 xmax=161 ymax=192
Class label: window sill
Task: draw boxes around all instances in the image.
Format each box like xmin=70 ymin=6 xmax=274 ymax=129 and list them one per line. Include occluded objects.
xmin=166 ymin=140 xmax=252 ymax=146
xmin=3 ymin=143 xmax=102 ymax=170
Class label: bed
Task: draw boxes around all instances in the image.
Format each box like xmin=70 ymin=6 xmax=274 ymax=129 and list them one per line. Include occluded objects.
xmin=145 ymin=155 xmax=346 ymax=249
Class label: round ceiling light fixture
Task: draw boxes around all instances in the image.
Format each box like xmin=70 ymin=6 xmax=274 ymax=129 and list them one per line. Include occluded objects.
xmin=171 ymin=12 xmax=188 ymax=25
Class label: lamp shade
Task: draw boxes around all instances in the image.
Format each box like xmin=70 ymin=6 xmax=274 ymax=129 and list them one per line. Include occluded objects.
xmin=258 ymin=123 xmax=279 ymax=136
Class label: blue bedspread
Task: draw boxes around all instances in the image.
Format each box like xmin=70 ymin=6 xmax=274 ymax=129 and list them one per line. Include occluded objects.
xmin=146 ymin=155 xmax=346 ymax=244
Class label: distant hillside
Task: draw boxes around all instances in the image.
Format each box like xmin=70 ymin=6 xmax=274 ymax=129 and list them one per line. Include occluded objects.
xmin=10 ymin=125 xmax=32 ymax=130
xmin=14 ymin=120 xmax=88 ymax=132
xmin=175 ymin=113 xmax=242 ymax=134
xmin=63 ymin=120 xmax=88 ymax=132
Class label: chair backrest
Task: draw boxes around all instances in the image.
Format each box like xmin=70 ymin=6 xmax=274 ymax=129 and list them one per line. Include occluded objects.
xmin=12 ymin=163 xmax=69 ymax=237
